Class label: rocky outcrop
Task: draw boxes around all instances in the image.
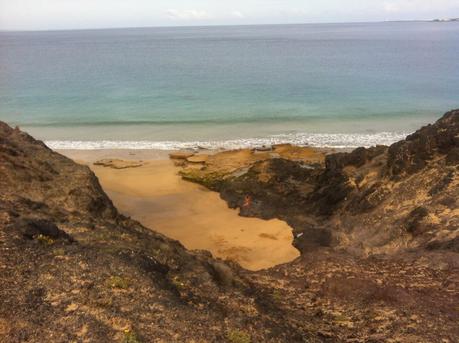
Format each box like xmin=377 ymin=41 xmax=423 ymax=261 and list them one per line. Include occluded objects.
xmin=180 ymin=110 xmax=459 ymax=256
xmin=386 ymin=109 xmax=459 ymax=177
xmin=0 ymin=123 xmax=118 ymax=223
xmin=93 ymin=159 xmax=146 ymax=169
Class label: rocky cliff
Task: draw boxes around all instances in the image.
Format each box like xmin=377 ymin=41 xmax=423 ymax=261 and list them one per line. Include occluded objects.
xmin=1 ymin=111 xmax=458 ymax=342
xmin=182 ymin=110 xmax=458 ymax=256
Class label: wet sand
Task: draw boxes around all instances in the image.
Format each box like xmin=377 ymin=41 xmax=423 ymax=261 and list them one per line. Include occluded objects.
xmin=60 ymin=150 xmax=300 ymax=270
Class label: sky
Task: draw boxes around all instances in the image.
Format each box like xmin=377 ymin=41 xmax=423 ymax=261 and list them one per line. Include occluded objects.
xmin=1 ymin=0 xmax=459 ymax=31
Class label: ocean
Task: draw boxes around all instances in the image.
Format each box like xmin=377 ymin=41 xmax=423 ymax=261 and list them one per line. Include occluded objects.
xmin=1 ymin=22 xmax=458 ymax=149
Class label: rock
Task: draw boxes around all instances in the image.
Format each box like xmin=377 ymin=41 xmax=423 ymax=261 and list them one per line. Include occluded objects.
xmin=386 ymin=109 xmax=459 ymax=177
xmin=254 ymin=145 xmax=272 ymax=152
xmin=325 ymin=145 xmax=387 ymax=171
xmin=169 ymin=151 xmax=195 ymax=160
xmin=446 ymin=147 xmax=459 ymax=165
xmin=346 ymin=182 xmax=389 ymax=213
xmin=93 ymin=159 xmax=144 ymax=169
xmin=405 ymin=207 xmax=429 ymax=234
xmin=209 ymin=261 xmax=236 ymax=287
xmin=16 ymin=218 xmax=73 ymax=242
xmin=186 ymin=154 xmax=209 ymax=163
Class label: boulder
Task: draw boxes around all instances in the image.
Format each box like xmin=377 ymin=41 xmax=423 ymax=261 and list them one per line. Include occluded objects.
xmin=186 ymin=154 xmax=209 ymax=163
xmin=169 ymin=151 xmax=195 ymax=160
xmin=93 ymin=159 xmax=144 ymax=169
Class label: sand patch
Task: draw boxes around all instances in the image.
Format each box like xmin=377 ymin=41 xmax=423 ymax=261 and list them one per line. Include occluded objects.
xmin=85 ymin=158 xmax=299 ymax=270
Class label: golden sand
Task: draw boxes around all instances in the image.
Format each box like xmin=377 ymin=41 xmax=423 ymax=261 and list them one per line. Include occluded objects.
xmin=62 ymin=150 xmax=299 ymax=270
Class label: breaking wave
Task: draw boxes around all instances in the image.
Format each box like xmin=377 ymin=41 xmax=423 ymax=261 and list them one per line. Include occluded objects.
xmin=45 ymin=131 xmax=408 ymax=150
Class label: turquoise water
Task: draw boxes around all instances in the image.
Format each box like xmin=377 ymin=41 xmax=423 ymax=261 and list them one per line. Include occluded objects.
xmin=1 ymin=22 xmax=458 ymax=149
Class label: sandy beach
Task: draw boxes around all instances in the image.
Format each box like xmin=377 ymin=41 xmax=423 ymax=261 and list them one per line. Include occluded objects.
xmin=60 ymin=149 xmax=300 ymax=270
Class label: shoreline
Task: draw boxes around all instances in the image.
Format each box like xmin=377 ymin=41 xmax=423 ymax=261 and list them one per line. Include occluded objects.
xmin=44 ymin=129 xmax=409 ymax=150
xmin=57 ymin=146 xmax=344 ymax=161
xmin=58 ymin=149 xmax=176 ymax=162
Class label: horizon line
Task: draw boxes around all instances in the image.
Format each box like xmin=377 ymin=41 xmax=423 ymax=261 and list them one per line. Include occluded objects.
xmin=0 ymin=17 xmax=453 ymax=33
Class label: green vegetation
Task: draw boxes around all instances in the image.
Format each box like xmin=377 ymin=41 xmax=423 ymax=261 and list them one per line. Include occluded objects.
xmin=171 ymin=276 xmax=186 ymax=290
xmin=123 ymin=329 xmax=142 ymax=343
xmin=52 ymin=248 xmax=65 ymax=256
xmin=226 ymin=329 xmax=251 ymax=343
xmin=179 ymin=170 xmax=224 ymax=189
xmin=106 ymin=276 xmax=130 ymax=289
xmin=35 ymin=234 xmax=55 ymax=245
xmin=272 ymin=289 xmax=284 ymax=303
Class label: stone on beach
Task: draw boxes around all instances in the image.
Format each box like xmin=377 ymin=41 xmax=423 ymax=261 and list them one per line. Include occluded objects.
xmin=169 ymin=151 xmax=195 ymax=160
xmin=186 ymin=154 xmax=209 ymax=163
xmin=93 ymin=158 xmax=145 ymax=169
xmin=253 ymin=145 xmax=272 ymax=152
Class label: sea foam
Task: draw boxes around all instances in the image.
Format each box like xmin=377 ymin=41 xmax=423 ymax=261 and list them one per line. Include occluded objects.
xmin=45 ymin=131 xmax=408 ymax=150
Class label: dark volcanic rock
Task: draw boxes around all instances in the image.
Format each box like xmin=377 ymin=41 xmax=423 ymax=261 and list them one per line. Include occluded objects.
xmin=219 ymin=158 xmax=317 ymax=219
xmin=386 ymin=109 xmax=459 ymax=178
xmin=404 ymin=207 xmax=429 ymax=234
xmin=0 ymin=122 xmax=118 ymax=222
xmin=180 ymin=110 xmax=459 ymax=254
xmin=16 ymin=218 xmax=74 ymax=242
xmin=325 ymin=145 xmax=387 ymax=171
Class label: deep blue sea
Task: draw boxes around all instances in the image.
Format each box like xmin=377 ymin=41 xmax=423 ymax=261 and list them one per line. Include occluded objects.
xmin=1 ymin=22 xmax=458 ymax=149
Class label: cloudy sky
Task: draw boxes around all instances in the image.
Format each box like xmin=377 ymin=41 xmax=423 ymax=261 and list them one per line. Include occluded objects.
xmin=1 ymin=0 xmax=458 ymax=31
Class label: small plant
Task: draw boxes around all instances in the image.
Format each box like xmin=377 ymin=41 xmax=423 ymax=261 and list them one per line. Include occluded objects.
xmin=106 ymin=276 xmax=129 ymax=289
xmin=123 ymin=329 xmax=142 ymax=343
xmin=272 ymin=289 xmax=282 ymax=302
xmin=226 ymin=329 xmax=251 ymax=343
xmin=35 ymin=234 xmax=55 ymax=245
xmin=171 ymin=276 xmax=186 ymax=289
xmin=52 ymin=248 xmax=65 ymax=256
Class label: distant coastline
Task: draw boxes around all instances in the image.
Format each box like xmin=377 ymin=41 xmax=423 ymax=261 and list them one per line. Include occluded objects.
xmin=1 ymin=18 xmax=459 ymax=33
xmin=431 ymin=18 xmax=459 ymax=22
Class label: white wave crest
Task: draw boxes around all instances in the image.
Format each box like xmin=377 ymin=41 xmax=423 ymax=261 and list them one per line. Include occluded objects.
xmin=45 ymin=131 xmax=408 ymax=150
